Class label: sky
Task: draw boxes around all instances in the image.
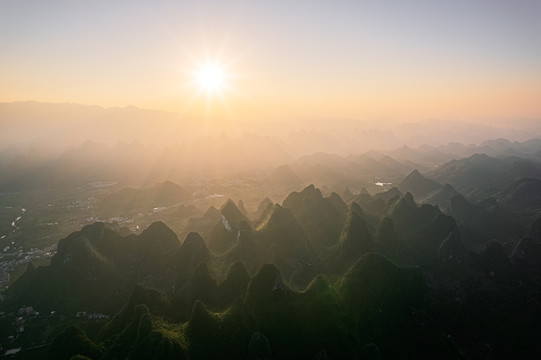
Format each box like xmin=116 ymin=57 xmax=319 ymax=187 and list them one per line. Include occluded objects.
xmin=1 ymin=0 xmax=540 ymax=124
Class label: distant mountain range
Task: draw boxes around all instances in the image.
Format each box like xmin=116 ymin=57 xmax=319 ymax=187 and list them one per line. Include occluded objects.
xmin=2 ymin=100 xmax=540 ymax=165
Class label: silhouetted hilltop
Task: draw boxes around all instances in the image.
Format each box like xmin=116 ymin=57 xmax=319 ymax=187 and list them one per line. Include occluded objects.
xmin=3 ymin=222 xmax=184 ymax=314
xmin=255 ymin=197 xmax=274 ymax=219
xmin=58 ymin=255 xmax=450 ymax=359
xmin=5 ymin=223 xmax=129 ymax=314
xmin=187 ymin=205 xmax=221 ymax=230
xmin=242 ymin=264 xmax=351 ymax=358
xmin=174 ymin=232 xmax=212 ymax=287
xmin=379 ymin=155 xmax=417 ymax=174
xmin=267 ymin=164 xmax=302 ymax=187
xmin=373 ymin=186 xmax=402 ymax=204
xmin=237 ymin=199 xmax=249 ymax=216
xmin=349 ymin=201 xmax=380 ymax=233
xmin=96 ymin=285 xmax=172 ymax=342
xmin=340 ymin=187 xmax=355 ymax=202
xmin=398 ymin=169 xmax=442 ymax=200
xmin=388 ymin=193 xmax=458 ymax=265
xmin=97 ymin=291 xmax=185 ymax=360
xmin=323 ymin=206 xmax=375 ymax=273
xmin=282 ymin=184 xmax=347 ymax=251
xmin=339 ymin=253 xmax=425 ymax=315
xmin=140 ymin=221 xmax=179 ymax=247
xmin=152 ymin=181 xmax=192 ymax=205
xmin=203 ymin=205 xmax=221 ymax=220
xmin=222 ymin=199 xmax=250 ymax=225
xmin=352 ymin=191 xmax=386 ymax=217
xmin=207 ymin=200 xmax=250 ymax=254
xmin=174 ymin=263 xmax=218 ymax=320
xmin=215 ymin=261 xmax=250 ymax=308
xmin=254 ymin=204 xmax=314 ymax=280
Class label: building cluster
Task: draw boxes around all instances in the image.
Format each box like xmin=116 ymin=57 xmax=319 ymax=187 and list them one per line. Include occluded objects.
xmin=0 ymin=245 xmax=57 ymax=290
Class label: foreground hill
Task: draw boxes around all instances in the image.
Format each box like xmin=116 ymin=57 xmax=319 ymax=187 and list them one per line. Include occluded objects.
xmin=2 ymin=185 xmax=541 ymax=358
xmin=43 ymin=254 xmax=431 ymax=360
xmin=282 ymin=184 xmax=347 ymax=252
xmin=2 ymin=222 xmax=183 ymax=314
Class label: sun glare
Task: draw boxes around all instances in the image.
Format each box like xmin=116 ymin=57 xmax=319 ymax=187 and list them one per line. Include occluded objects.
xmin=183 ymin=54 xmax=243 ymax=119
xmin=196 ymin=62 xmax=227 ymax=94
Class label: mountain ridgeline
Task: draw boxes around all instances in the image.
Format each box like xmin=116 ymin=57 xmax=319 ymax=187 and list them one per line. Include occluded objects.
xmin=3 ymin=174 xmax=541 ymax=359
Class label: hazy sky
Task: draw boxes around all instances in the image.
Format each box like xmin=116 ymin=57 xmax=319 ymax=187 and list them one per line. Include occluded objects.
xmin=1 ymin=0 xmax=540 ymax=123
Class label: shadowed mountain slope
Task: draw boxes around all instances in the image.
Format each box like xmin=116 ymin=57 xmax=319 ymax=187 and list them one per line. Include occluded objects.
xmin=387 ymin=193 xmax=459 ymax=266
xmin=423 ymin=183 xmax=460 ymax=211
xmin=398 ymin=169 xmax=442 ymax=201
xmin=282 ymin=184 xmax=347 ymax=251
xmin=429 ymin=154 xmax=541 ymax=200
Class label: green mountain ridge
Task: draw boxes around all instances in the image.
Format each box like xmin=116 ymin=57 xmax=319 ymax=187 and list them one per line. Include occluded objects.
xmin=3 ymin=183 xmax=541 ymax=359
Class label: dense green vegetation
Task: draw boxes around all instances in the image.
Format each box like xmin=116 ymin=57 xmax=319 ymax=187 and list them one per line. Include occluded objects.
xmin=2 ymin=140 xmax=541 ymax=358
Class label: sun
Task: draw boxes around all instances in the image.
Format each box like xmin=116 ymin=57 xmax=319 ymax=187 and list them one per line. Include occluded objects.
xmin=182 ymin=53 xmax=243 ymax=119
xmin=195 ymin=62 xmax=227 ymax=94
